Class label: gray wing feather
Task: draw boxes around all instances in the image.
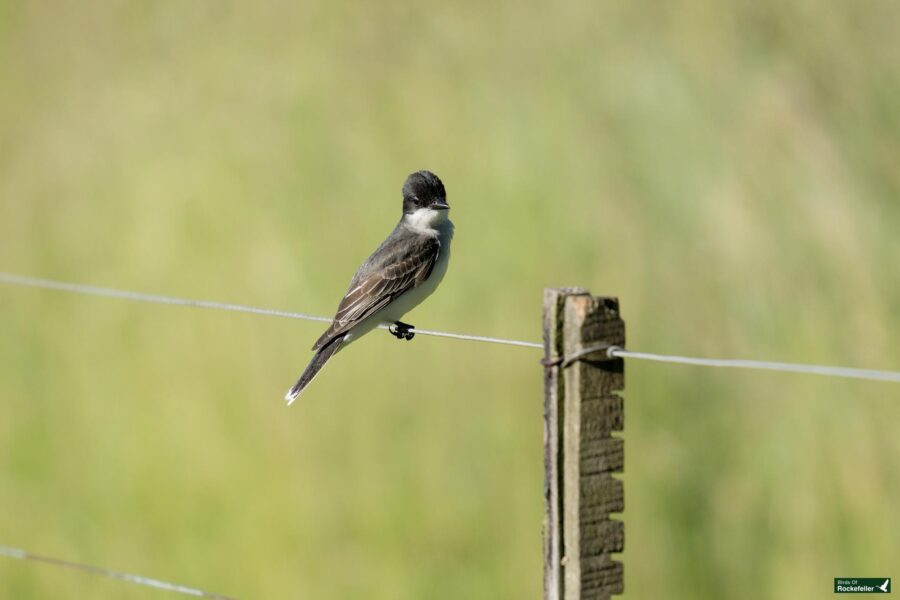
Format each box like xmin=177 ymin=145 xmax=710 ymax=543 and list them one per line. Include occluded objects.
xmin=312 ymin=230 xmax=440 ymax=351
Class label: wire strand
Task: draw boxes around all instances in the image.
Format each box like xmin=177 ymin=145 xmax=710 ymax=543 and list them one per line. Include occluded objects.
xmin=607 ymin=347 xmax=900 ymax=383
xmin=0 ymin=272 xmax=539 ymax=349
xmin=2 ymin=271 xmax=898 ymax=382
xmin=0 ymin=544 xmax=237 ymax=599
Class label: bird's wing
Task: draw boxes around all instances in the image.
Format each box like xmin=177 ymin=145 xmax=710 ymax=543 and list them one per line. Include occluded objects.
xmin=312 ymin=234 xmax=440 ymax=351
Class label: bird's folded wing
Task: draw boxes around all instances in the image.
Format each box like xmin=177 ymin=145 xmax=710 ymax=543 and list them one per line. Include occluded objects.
xmin=312 ymin=235 xmax=440 ymax=351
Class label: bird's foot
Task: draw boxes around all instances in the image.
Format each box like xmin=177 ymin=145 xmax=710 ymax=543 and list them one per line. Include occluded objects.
xmin=388 ymin=321 xmax=415 ymax=341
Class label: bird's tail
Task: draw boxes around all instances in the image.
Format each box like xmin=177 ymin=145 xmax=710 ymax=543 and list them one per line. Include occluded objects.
xmin=284 ymin=334 xmax=346 ymax=405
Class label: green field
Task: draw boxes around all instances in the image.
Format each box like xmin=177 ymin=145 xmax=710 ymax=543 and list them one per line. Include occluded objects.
xmin=1 ymin=2 xmax=899 ymax=598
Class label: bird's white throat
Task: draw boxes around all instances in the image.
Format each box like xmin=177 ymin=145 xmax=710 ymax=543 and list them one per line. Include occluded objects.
xmin=404 ymin=207 xmax=449 ymax=234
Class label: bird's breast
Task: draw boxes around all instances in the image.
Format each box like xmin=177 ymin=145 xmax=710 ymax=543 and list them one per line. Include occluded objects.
xmin=380 ymin=224 xmax=452 ymax=322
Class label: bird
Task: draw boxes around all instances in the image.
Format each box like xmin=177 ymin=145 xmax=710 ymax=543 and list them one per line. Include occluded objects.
xmin=284 ymin=170 xmax=454 ymax=404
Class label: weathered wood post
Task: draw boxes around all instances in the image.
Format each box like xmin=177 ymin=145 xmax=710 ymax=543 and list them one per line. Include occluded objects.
xmin=543 ymin=288 xmax=625 ymax=600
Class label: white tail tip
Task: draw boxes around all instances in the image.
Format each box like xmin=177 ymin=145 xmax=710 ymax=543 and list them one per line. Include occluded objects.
xmin=285 ymin=389 xmax=299 ymax=406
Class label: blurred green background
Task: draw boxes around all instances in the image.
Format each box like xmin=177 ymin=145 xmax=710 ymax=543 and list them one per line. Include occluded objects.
xmin=1 ymin=1 xmax=899 ymax=598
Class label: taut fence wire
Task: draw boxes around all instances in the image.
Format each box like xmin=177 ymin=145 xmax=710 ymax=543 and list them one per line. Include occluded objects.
xmin=0 ymin=544 xmax=236 ymax=599
xmin=1 ymin=271 xmax=897 ymax=383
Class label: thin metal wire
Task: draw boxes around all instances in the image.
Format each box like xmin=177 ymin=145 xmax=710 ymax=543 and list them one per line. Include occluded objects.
xmin=0 ymin=272 xmax=540 ymax=349
xmin=0 ymin=544 xmax=237 ymax=599
xmin=1 ymin=271 xmax=899 ymax=382
xmin=607 ymin=346 xmax=900 ymax=383
xmin=0 ymin=272 xmax=333 ymax=324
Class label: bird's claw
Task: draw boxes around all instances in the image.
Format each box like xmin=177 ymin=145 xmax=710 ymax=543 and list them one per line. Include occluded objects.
xmin=389 ymin=322 xmax=415 ymax=341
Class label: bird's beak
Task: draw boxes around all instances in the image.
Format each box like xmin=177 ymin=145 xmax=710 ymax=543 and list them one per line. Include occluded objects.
xmin=430 ymin=199 xmax=450 ymax=210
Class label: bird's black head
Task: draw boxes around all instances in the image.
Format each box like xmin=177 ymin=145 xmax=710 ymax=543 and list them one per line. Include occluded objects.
xmin=402 ymin=170 xmax=448 ymax=214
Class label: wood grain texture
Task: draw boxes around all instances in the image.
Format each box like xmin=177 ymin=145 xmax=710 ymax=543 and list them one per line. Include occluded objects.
xmin=544 ymin=289 xmax=624 ymax=600
xmin=543 ymin=288 xmax=587 ymax=600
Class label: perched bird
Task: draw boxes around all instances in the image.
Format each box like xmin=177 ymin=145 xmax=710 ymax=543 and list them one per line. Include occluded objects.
xmin=285 ymin=170 xmax=454 ymax=404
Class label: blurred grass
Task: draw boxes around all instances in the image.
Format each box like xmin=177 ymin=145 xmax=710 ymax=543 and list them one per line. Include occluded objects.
xmin=1 ymin=1 xmax=899 ymax=598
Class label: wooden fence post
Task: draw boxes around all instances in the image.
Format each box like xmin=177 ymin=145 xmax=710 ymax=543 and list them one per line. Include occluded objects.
xmin=543 ymin=288 xmax=625 ymax=600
